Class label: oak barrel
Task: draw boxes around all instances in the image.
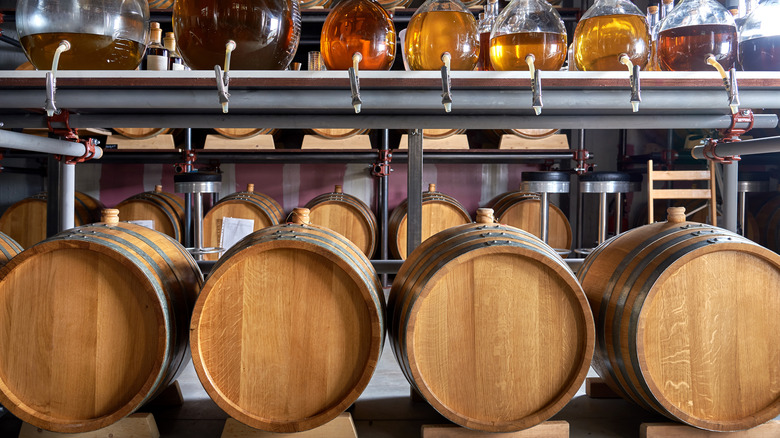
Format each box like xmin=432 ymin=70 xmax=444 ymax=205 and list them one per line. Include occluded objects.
xmin=305 ymin=128 xmax=369 ymax=140
xmin=115 ymin=185 xmax=185 ymax=242
xmin=0 ymin=191 xmax=103 ymax=248
xmin=0 ymin=210 xmax=202 ymax=433
xmin=112 ymin=128 xmax=172 ymax=139
xmin=756 ymin=193 xmax=780 ymax=252
xmin=213 ymin=128 xmax=276 ymax=139
xmin=489 ymin=191 xmax=572 ymax=253
xmin=305 ymin=185 xmax=377 ymax=258
xmin=423 ymin=129 xmax=466 ymax=139
xmin=191 ymin=208 xmax=384 ymax=432
xmin=388 ymin=208 xmax=594 ymax=432
xmin=202 ymin=184 xmax=284 ymax=259
xmin=0 ymin=231 xmax=22 ymax=267
xmin=389 ymin=183 xmax=472 ymax=259
xmin=577 ymin=207 xmax=780 ymax=431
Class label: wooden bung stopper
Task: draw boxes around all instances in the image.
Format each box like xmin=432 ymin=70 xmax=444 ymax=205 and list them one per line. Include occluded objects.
xmin=428 ymin=183 xmax=436 ymax=192
xmin=101 ymin=209 xmax=120 ymax=224
xmin=648 ymin=5 xmax=659 ymax=13
xmin=247 ymin=183 xmax=255 ymax=192
xmin=334 ymin=185 xmax=343 ymax=193
xmin=476 ymin=208 xmax=495 ymax=224
xmin=291 ymin=208 xmax=311 ymax=225
xmin=154 ymin=185 xmax=162 ymax=193
xmin=667 ymin=207 xmax=686 ymax=224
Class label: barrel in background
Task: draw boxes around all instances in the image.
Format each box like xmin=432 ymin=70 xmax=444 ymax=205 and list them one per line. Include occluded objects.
xmin=577 ymin=207 xmax=780 ymax=431
xmin=0 ymin=232 xmax=22 ymax=267
xmin=489 ymin=191 xmax=572 ymax=253
xmin=115 ymin=185 xmax=185 ymax=242
xmin=305 ymin=185 xmax=377 ymax=258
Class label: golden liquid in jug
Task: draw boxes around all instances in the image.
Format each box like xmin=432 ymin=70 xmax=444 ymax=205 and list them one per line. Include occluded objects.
xmin=658 ymin=24 xmax=737 ymax=71
xmin=572 ymin=14 xmax=650 ymax=71
xmin=173 ymin=0 xmax=299 ymax=70
xmin=20 ymin=33 xmax=144 ymax=70
xmin=404 ymin=10 xmax=479 ymax=70
xmin=321 ymin=0 xmax=396 ymax=70
xmin=490 ymin=32 xmax=567 ymax=71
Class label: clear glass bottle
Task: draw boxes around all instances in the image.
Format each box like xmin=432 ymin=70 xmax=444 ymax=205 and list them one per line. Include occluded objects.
xmin=163 ymin=32 xmax=188 ymax=71
xmin=143 ymin=22 xmax=169 ymax=70
xmin=739 ymin=0 xmax=780 ymax=71
xmin=646 ymin=4 xmax=660 ymax=71
xmin=660 ymin=0 xmax=674 ymax=21
xmin=173 ymin=0 xmax=301 ymax=70
xmin=656 ymin=0 xmax=737 ymax=71
xmin=572 ymin=0 xmax=651 ymax=71
xmin=320 ymin=0 xmax=396 ymax=70
xmin=477 ymin=0 xmax=499 ymax=70
xmin=16 ymin=0 xmax=149 ymax=70
xmin=489 ymin=0 xmax=567 ymax=71
xmin=404 ymin=0 xmax=479 ymax=70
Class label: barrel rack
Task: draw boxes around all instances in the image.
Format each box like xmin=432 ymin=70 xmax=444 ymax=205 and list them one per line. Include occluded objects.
xmin=2 ymin=70 xmax=780 ymax=273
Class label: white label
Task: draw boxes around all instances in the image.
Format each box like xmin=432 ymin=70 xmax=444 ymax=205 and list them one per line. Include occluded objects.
xmin=128 ymin=220 xmax=156 ymax=230
xmin=147 ymin=55 xmax=168 ymax=71
xmin=171 ymin=62 xmax=186 ymax=71
xmin=220 ymin=217 xmax=255 ymax=251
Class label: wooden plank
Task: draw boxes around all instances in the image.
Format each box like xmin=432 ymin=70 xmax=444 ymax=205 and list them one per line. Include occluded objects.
xmin=499 ymin=134 xmax=569 ymax=150
xmin=422 ymin=421 xmax=569 ymax=437
xmin=18 ymin=413 xmax=160 ymax=438
xmin=585 ymin=377 xmax=621 ymax=399
xmin=203 ymin=134 xmax=276 ymax=150
xmin=104 ymin=134 xmax=177 ymax=151
xmin=650 ymin=170 xmax=712 ymax=181
xmin=398 ymin=134 xmax=470 ymax=150
xmin=640 ymin=421 xmax=780 ymax=438
xmin=648 ymin=189 xmax=712 ymax=199
xmin=220 ymin=413 xmax=357 ymax=438
xmin=302 ymin=135 xmax=372 ymax=150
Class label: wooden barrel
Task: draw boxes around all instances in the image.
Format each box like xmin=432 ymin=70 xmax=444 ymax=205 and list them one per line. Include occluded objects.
xmin=115 ymin=185 xmax=185 ymax=242
xmin=0 ymin=209 xmax=202 ymax=433
xmin=756 ymin=194 xmax=780 ymax=252
xmin=213 ymin=128 xmax=276 ymax=139
xmin=191 ymin=208 xmax=384 ymax=432
xmin=112 ymin=128 xmax=172 ymax=139
xmin=423 ymin=129 xmax=466 ymax=139
xmin=305 ymin=128 xmax=369 ymax=140
xmin=489 ymin=191 xmax=572 ymax=253
xmin=202 ymin=184 xmax=284 ymax=260
xmin=388 ymin=208 xmax=594 ymax=432
xmin=389 ymin=183 xmax=472 ymax=259
xmin=577 ymin=207 xmax=780 ymax=431
xmin=0 ymin=232 xmax=22 ymax=267
xmin=305 ymin=185 xmax=377 ymax=258
xmin=502 ymin=128 xmax=559 ymax=139
xmin=0 ymin=191 xmax=104 ymax=248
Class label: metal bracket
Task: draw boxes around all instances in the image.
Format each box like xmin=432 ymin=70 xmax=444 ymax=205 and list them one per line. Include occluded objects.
xmin=525 ymin=54 xmax=543 ymax=115
xmin=175 ymin=150 xmax=198 ymax=174
xmin=728 ymin=67 xmax=740 ymax=114
xmin=629 ymin=64 xmax=641 ymax=112
xmin=701 ymin=110 xmax=754 ymax=165
xmin=45 ymin=71 xmax=59 ymax=117
xmin=215 ymin=65 xmax=230 ymax=113
xmin=440 ymin=52 xmax=452 ymax=113
xmin=573 ymin=148 xmax=591 ymax=174
xmin=47 ymin=110 xmax=99 ymax=164
xmin=371 ymin=149 xmax=393 ymax=177
xmin=349 ymin=52 xmax=363 ymax=114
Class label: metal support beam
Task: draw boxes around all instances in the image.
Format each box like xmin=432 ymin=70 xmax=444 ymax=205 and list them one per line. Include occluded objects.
xmin=46 ymin=155 xmax=60 ymax=238
xmin=59 ymin=161 xmax=75 ymax=232
xmin=692 ymin=135 xmax=780 ymax=159
xmin=0 ymin=129 xmax=103 ymax=158
xmin=407 ymin=130 xmax=423 ymax=257
xmin=722 ymin=162 xmax=738 ymax=233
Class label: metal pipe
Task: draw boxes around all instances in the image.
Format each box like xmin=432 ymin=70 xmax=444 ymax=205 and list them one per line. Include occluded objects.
xmin=540 ymin=191 xmax=550 ymax=244
xmin=379 ymin=129 xmax=390 ymax=286
xmin=598 ymin=192 xmax=607 ymax=244
xmin=692 ymin=135 xmax=780 ymax=159
xmin=738 ymin=191 xmax=747 ymax=236
xmin=183 ymin=129 xmax=193 ymax=248
xmin=575 ymin=129 xmax=585 ymax=249
xmin=0 ymin=129 xmax=103 ymax=158
xmin=46 ymin=155 xmax=59 ymax=238
xmin=615 ymin=192 xmax=622 ymax=235
xmin=407 ymin=130 xmax=423 ymax=256
xmin=59 ymin=161 xmax=75 ymax=232
xmin=193 ymin=193 xmax=204 ymax=260
xmin=722 ymin=162 xmax=738 ymax=232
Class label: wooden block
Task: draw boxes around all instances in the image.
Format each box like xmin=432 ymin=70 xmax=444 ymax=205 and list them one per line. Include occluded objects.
xmin=104 ymin=134 xmax=177 ymax=151
xmin=499 ymin=134 xmax=569 ymax=150
xmin=302 ymin=135 xmax=371 ymax=150
xmin=421 ymin=421 xmax=569 ymax=437
xmin=585 ymin=377 xmax=621 ymax=399
xmin=19 ymin=413 xmax=160 ymax=438
xmin=220 ymin=412 xmax=357 ymax=438
xmin=145 ymin=380 xmax=184 ymax=408
xmin=398 ymin=134 xmax=470 ymax=150
xmin=640 ymin=421 xmax=780 ymax=438
xmin=203 ymin=134 xmax=275 ymax=150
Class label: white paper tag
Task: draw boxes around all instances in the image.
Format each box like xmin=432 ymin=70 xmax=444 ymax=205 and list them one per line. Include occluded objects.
xmin=220 ymin=217 xmax=255 ymax=251
xmin=128 ymin=220 xmax=155 ymax=230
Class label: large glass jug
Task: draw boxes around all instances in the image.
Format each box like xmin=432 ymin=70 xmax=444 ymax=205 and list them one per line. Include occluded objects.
xmin=173 ymin=0 xmax=300 ymax=70
xmin=490 ymin=0 xmax=567 ymax=71
xmin=739 ymin=0 xmax=780 ymax=71
xmin=571 ymin=0 xmax=651 ymax=71
xmin=320 ymin=0 xmax=396 ymax=70
xmin=656 ymin=0 xmax=737 ymax=70
xmin=16 ymin=0 xmax=148 ymax=70
xmin=404 ymin=0 xmax=479 ymax=70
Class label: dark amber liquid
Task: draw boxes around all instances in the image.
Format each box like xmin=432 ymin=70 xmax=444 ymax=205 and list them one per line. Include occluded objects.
xmin=658 ymin=24 xmax=737 ymax=71
xmin=477 ymin=32 xmax=493 ymax=71
xmin=173 ymin=0 xmax=300 ymax=70
xmin=573 ymin=14 xmax=650 ymax=71
xmin=490 ymin=32 xmax=567 ymax=71
xmin=321 ymin=0 xmax=396 ymax=70
xmin=404 ymin=10 xmax=479 ymax=71
xmin=740 ymin=36 xmax=780 ymax=71
xmin=20 ymin=33 xmax=144 ymax=70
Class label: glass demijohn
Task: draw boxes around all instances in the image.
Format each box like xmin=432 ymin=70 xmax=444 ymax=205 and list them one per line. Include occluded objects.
xmin=656 ymin=0 xmax=737 ymax=70
xmin=320 ymin=0 xmax=396 ymax=70
xmin=16 ymin=0 xmax=149 ymax=70
xmin=173 ymin=0 xmax=301 ymax=70
xmin=404 ymin=0 xmax=479 ymax=70
xmin=489 ymin=0 xmax=567 ymax=71
xmin=739 ymin=0 xmax=780 ymax=71
xmin=572 ymin=0 xmax=651 ymax=71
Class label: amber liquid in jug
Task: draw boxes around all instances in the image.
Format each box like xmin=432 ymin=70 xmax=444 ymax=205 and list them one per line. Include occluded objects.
xmin=741 ymin=36 xmax=780 ymax=70
xmin=573 ymin=14 xmax=650 ymax=71
xmin=405 ymin=11 xmax=479 ymax=70
xmin=658 ymin=24 xmax=737 ymax=70
xmin=490 ymin=32 xmax=567 ymax=71
xmin=173 ymin=0 xmax=299 ymax=70
xmin=20 ymin=33 xmax=144 ymax=70
xmin=321 ymin=0 xmax=396 ymax=70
